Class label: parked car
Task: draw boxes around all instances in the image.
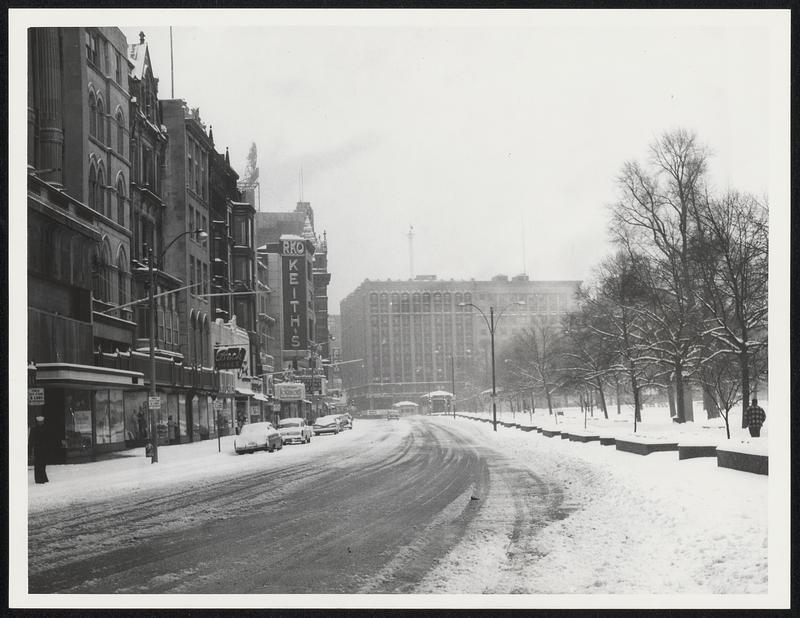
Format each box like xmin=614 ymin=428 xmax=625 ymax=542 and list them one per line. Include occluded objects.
xmin=387 ymin=410 xmax=400 ymax=420
xmin=234 ymin=422 xmax=283 ymax=454
xmin=313 ymin=415 xmax=341 ymax=435
xmin=337 ymin=413 xmax=353 ymax=430
xmin=277 ymin=417 xmax=313 ymax=444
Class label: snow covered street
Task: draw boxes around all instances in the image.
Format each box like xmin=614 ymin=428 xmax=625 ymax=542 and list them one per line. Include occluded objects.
xmin=17 ymin=408 xmax=784 ymax=608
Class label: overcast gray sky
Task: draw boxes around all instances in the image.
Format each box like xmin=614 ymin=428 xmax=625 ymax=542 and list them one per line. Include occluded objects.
xmin=32 ymin=10 xmax=788 ymax=310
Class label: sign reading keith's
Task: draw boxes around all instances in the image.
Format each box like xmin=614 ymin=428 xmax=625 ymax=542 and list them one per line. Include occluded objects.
xmin=215 ymin=346 xmax=247 ymax=369
xmin=281 ymin=237 xmax=310 ymax=353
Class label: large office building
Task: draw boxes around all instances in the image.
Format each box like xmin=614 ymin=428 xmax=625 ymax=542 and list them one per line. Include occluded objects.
xmin=339 ymin=275 xmax=581 ymax=410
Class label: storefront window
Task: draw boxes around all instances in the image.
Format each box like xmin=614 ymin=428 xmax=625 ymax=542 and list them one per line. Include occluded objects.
xmin=94 ymin=390 xmax=111 ymax=444
xmin=124 ymin=390 xmax=148 ymax=441
xmin=198 ymin=395 xmax=209 ymax=439
xmin=235 ymin=398 xmax=248 ymax=432
xmin=192 ymin=395 xmax=200 ymax=439
xmin=207 ymin=396 xmax=217 ymax=438
xmin=157 ymin=393 xmax=168 ymax=443
xmin=109 ymin=389 xmax=125 ymax=443
xmin=64 ymin=390 xmax=93 ymax=450
xmin=164 ymin=394 xmax=179 ymax=443
xmin=178 ymin=394 xmax=187 ymax=438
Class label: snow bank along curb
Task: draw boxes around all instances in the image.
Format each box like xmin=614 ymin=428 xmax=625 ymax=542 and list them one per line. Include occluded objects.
xmin=455 ymin=413 xmax=769 ymax=475
xmin=716 ymin=447 xmax=769 ymax=475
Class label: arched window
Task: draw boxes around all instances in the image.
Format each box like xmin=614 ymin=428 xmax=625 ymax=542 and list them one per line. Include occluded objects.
xmin=189 ymin=311 xmax=197 ymax=363
xmin=115 ymin=109 xmax=125 ymax=155
xmin=101 ymin=240 xmax=112 ymax=302
xmin=88 ymin=164 xmax=97 ymax=210
xmin=92 ymin=239 xmax=112 ymax=303
xmin=96 ymin=166 xmax=106 ymax=216
xmin=116 ymin=247 xmax=128 ymax=309
xmin=71 ymin=235 xmax=84 ymax=286
xmin=96 ymin=97 xmax=105 ymax=144
xmin=88 ymin=92 xmax=97 ymax=137
xmin=116 ymin=175 xmax=125 ymax=226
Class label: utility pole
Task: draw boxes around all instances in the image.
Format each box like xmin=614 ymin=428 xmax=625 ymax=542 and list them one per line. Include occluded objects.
xmin=147 ymin=245 xmax=159 ymax=463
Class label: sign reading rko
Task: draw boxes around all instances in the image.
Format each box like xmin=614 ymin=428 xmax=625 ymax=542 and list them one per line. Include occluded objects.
xmin=281 ymin=238 xmax=306 ymax=256
xmin=215 ymin=346 xmax=247 ymax=369
xmin=281 ymin=237 xmax=310 ymax=353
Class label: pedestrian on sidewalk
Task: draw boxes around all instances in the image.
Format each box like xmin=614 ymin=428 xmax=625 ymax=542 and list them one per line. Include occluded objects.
xmin=29 ymin=415 xmax=50 ymax=484
xmin=744 ymin=398 xmax=766 ymax=438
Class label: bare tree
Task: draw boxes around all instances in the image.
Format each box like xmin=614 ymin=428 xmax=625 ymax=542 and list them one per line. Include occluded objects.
xmin=583 ymin=250 xmax=662 ymax=430
xmin=690 ymin=191 xmax=768 ymax=427
xmin=611 ymin=129 xmax=710 ymax=422
xmin=695 ymin=351 xmax=742 ymax=439
xmin=562 ymin=298 xmax=616 ymax=419
xmin=501 ymin=316 xmax=567 ymax=417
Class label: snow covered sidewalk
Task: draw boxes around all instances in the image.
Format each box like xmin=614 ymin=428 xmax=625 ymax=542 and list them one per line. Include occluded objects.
xmin=419 ymin=415 xmax=768 ymax=596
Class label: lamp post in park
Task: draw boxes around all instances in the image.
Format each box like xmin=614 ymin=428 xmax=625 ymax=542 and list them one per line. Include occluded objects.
xmin=146 ymin=228 xmax=208 ymax=463
xmin=458 ymin=301 xmax=525 ymax=432
xmin=451 ymin=353 xmax=456 ymax=418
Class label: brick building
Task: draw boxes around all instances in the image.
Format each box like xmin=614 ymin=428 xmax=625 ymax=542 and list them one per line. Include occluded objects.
xmin=339 ymin=275 xmax=581 ymax=410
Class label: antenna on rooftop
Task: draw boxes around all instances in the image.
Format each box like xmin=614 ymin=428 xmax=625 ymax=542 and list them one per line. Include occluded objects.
xmin=521 ymin=213 xmax=527 ymax=276
xmin=407 ymin=225 xmax=415 ymax=280
xmin=299 ymin=166 xmax=304 ymax=202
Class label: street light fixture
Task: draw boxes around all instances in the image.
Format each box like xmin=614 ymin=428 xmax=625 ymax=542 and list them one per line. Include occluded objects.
xmin=146 ymin=228 xmax=208 ymax=463
xmin=457 ymin=300 xmax=525 ymax=432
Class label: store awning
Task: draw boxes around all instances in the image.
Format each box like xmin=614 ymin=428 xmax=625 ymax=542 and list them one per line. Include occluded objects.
xmin=253 ymin=393 xmax=269 ymax=402
xmin=34 ymin=363 xmax=145 ymax=390
xmin=235 ymin=387 xmax=256 ymax=397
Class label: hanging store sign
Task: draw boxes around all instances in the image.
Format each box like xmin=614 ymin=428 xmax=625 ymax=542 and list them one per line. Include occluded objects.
xmin=274 ymin=382 xmax=305 ymax=401
xmin=295 ymin=375 xmax=327 ymax=397
xmin=281 ymin=239 xmax=309 ymax=354
xmin=215 ymin=346 xmax=247 ymax=370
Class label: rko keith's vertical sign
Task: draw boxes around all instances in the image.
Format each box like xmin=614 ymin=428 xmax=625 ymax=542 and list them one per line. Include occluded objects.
xmin=281 ymin=238 xmax=308 ymax=355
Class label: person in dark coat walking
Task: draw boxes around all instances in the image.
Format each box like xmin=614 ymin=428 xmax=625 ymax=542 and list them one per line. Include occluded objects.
xmin=29 ymin=415 xmax=49 ymax=484
xmin=744 ymin=398 xmax=766 ymax=438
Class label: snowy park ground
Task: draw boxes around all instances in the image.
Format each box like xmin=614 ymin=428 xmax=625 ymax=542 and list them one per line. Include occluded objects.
xmin=463 ymin=399 xmax=770 ymax=452
xmin=421 ymin=410 xmax=770 ymax=598
xmin=15 ymin=403 xmax=789 ymax=608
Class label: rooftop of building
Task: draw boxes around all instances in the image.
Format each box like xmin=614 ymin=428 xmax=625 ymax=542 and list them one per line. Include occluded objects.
xmin=343 ymin=274 xmax=580 ymax=291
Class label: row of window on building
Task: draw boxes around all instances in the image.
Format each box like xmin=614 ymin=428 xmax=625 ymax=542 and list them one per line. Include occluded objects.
xmin=367 ymin=291 xmax=570 ymax=314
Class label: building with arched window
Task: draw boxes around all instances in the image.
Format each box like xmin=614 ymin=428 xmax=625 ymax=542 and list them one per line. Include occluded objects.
xmin=28 ymin=27 xmax=142 ymax=463
xmin=28 ymin=27 xmax=246 ymax=459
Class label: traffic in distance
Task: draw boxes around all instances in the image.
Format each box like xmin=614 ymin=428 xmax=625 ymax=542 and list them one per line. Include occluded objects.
xmin=233 ymin=412 xmax=355 ymax=454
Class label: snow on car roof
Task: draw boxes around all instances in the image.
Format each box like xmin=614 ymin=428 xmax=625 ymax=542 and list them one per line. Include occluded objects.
xmin=240 ymin=422 xmax=270 ymax=431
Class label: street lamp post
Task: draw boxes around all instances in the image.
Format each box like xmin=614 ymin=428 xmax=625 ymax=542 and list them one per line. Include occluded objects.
xmin=458 ymin=300 xmax=525 ymax=432
xmin=450 ymin=353 xmax=456 ymax=418
xmin=146 ymin=228 xmax=207 ymax=463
